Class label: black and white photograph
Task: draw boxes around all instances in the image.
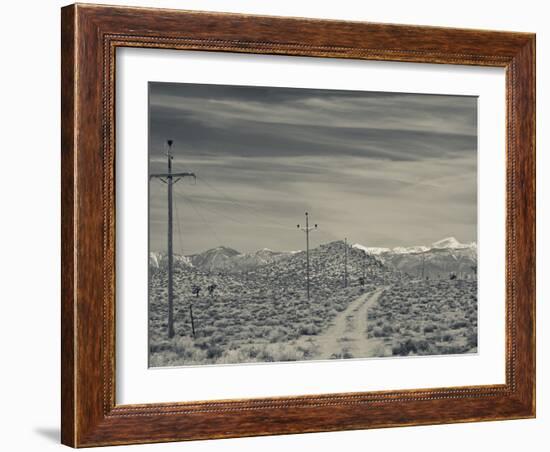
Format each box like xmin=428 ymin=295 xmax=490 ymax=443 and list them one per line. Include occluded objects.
xmin=1 ymin=0 xmax=541 ymax=449
xmin=148 ymin=82 xmax=478 ymax=367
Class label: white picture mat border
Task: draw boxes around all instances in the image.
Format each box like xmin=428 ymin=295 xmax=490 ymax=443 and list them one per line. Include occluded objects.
xmin=116 ymin=48 xmax=506 ymax=405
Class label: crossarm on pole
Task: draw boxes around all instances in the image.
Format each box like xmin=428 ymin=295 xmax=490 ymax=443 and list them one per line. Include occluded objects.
xmin=150 ymin=172 xmax=196 ymax=179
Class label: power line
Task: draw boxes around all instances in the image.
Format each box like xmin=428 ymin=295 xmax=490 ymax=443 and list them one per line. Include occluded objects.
xmin=172 ymin=186 xmax=225 ymax=247
xmin=173 ymin=188 xmax=184 ymax=255
xmin=174 ymin=185 xmax=296 ymax=231
xmin=195 ymin=174 xmax=290 ymax=228
xmin=173 ymin=187 xmax=249 ymax=227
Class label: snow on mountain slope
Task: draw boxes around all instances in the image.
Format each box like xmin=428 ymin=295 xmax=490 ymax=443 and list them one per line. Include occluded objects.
xmin=352 ymin=244 xmax=390 ymax=255
xmin=150 ymin=237 xmax=476 ymax=279
xmin=352 ymin=243 xmax=430 ymax=255
xmin=149 ymin=251 xmax=193 ymax=270
xmin=352 ymin=237 xmax=477 ymax=278
xmin=431 ymin=237 xmax=472 ymax=250
xmin=354 ymin=237 xmax=475 ymax=256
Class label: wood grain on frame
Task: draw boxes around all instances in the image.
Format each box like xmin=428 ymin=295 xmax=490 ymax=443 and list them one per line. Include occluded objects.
xmin=61 ymin=3 xmax=535 ymax=447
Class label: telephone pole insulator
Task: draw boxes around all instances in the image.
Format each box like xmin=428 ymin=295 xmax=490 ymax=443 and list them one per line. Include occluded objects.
xmin=297 ymin=212 xmax=318 ymax=301
xmin=150 ymin=140 xmax=196 ymax=339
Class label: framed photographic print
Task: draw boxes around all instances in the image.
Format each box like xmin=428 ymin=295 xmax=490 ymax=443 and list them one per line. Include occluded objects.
xmin=61 ymin=3 xmax=536 ymax=447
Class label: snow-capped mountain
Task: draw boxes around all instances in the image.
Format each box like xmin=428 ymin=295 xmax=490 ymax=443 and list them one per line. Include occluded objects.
xmin=354 ymin=237 xmax=474 ymax=255
xmin=150 ymin=247 xmax=301 ymax=274
xmin=149 ymin=251 xmax=193 ymax=270
xmin=431 ymin=237 xmax=476 ymax=250
xmin=352 ymin=244 xmax=390 ymax=256
xmin=150 ymin=237 xmax=476 ymax=279
xmin=353 ymin=243 xmax=430 ymax=255
xmin=353 ymin=237 xmax=477 ymax=279
xmin=392 ymin=245 xmax=430 ymax=255
xmin=188 ymin=246 xmax=241 ymax=271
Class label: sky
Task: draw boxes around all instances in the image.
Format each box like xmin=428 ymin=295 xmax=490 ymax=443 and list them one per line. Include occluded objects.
xmin=148 ymin=82 xmax=477 ymax=255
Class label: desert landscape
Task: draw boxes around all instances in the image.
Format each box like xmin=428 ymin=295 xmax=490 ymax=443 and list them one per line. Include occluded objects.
xmin=147 ymin=82 xmax=479 ymax=368
xmin=149 ymin=238 xmax=478 ymax=367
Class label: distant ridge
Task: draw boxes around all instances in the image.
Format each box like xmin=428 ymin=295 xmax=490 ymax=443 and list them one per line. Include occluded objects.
xmin=353 ymin=237 xmax=477 ymax=278
xmin=353 ymin=237 xmax=475 ymax=256
xmin=149 ymin=237 xmax=476 ymax=279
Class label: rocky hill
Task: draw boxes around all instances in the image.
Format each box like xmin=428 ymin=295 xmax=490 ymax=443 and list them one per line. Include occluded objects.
xmin=149 ymin=240 xmax=401 ymax=304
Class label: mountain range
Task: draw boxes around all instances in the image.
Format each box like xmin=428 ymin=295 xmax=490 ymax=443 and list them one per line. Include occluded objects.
xmin=149 ymin=246 xmax=298 ymax=274
xmin=353 ymin=237 xmax=477 ymax=278
xmin=149 ymin=237 xmax=477 ymax=280
xmin=150 ymin=240 xmax=395 ymax=306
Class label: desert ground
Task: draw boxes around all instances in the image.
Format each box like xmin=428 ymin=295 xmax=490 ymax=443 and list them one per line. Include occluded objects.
xmin=149 ymin=240 xmax=477 ymax=367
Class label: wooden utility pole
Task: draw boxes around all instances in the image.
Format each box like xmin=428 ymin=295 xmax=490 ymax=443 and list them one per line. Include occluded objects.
xmin=189 ymin=304 xmax=196 ymax=338
xmin=421 ymin=252 xmax=426 ymax=279
xmin=344 ymin=237 xmax=348 ymax=288
xmin=150 ymin=140 xmax=196 ymax=338
xmin=297 ymin=212 xmax=317 ymax=300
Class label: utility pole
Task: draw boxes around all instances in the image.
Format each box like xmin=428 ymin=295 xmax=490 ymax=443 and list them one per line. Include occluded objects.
xmin=297 ymin=212 xmax=317 ymax=300
xmin=150 ymin=140 xmax=196 ymax=338
xmin=421 ymin=252 xmax=426 ymax=280
xmin=344 ymin=237 xmax=348 ymax=288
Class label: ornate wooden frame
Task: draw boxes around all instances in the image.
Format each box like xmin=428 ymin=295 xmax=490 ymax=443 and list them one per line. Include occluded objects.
xmin=61 ymin=3 xmax=535 ymax=447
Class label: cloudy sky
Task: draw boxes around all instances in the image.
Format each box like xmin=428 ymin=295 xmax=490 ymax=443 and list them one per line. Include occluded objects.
xmin=149 ymin=82 xmax=477 ymax=255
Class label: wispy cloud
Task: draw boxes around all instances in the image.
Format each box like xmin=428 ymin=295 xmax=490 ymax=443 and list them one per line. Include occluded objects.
xmin=149 ymin=82 xmax=477 ymax=254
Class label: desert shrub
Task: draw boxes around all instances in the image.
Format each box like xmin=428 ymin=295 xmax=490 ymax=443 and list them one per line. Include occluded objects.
xmin=372 ymin=327 xmax=384 ymax=338
xmin=466 ymin=331 xmax=478 ymax=349
xmin=210 ymin=332 xmax=225 ymax=345
xmin=451 ymin=320 xmax=468 ymax=329
xmin=370 ymin=343 xmax=388 ymax=357
xmin=299 ymin=324 xmax=321 ymax=336
xmin=392 ymin=339 xmax=417 ymax=356
xmin=151 ymin=337 xmax=208 ymax=365
xmin=206 ymin=345 xmax=223 ymax=359
xmin=382 ymin=325 xmax=394 ymax=335
xmin=214 ymin=319 xmax=230 ymax=328
xmin=250 ymin=343 xmax=306 ymax=362
xmin=267 ymin=327 xmax=287 ymax=343
xmin=254 ymin=328 xmax=266 ymax=338
xmin=439 ymin=344 xmax=467 ymax=355
xmin=217 ymin=349 xmax=249 ymax=364
xmin=392 ymin=338 xmax=438 ymax=356
xmin=149 ymin=353 xmax=168 ymax=367
xmin=201 ymin=325 xmax=216 ymax=336
xmin=415 ymin=340 xmax=433 ymax=353
xmin=423 ymin=324 xmax=436 ymax=333
xmin=330 ymin=352 xmax=353 ymax=359
xmin=149 ymin=338 xmax=172 ymax=354
xmin=173 ymin=337 xmax=195 ymax=355
xmin=193 ymin=337 xmax=214 ymax=351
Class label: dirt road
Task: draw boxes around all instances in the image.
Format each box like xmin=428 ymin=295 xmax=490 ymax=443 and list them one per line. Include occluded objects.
xmin=315 ymin=287 xmax=387 ymax=360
